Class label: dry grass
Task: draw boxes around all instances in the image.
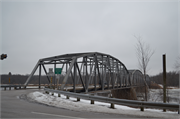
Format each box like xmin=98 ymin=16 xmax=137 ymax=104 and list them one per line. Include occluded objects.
xmin=149 ymin=82 xmax=163 ymax=89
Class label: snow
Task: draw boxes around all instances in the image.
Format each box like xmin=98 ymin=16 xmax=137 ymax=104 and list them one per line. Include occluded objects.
xmin=27 ymin=91 xmax=179 ymax=118
xmin=158 ymin=84 xmax=163 ymax=88
xmin=148 ymin=86 xmax=180 ymax=104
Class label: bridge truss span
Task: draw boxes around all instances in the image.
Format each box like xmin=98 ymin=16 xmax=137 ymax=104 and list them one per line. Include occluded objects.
xmin=25 ymin=52 xmax=144 ymax=92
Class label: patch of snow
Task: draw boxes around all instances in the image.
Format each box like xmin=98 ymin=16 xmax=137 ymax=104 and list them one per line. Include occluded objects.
xmin=158 ymin=84 xmax=163 ymax=88
xmin=27 ymin=91 xmax=179 ymax=118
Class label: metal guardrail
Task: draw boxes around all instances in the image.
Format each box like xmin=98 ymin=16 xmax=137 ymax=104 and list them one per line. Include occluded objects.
xmin=1 ymin=84 xmax=24 ymax=90
xmin=44 ymin=88 xmax=179 ymax=111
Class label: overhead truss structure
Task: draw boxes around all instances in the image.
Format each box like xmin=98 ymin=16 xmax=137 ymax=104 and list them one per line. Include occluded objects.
xmin=24 ymin=52 xmax=144 ymax=92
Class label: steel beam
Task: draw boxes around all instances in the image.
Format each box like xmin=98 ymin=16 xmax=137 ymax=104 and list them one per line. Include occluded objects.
xmin=60 ymin=58 xmax=77 ymax=90
xmin=73 ymin=62 xmax=77 ymax=92
xmin=102 ymin=55 xmax=104 ymax=90
xmin=54 ymin=61 xmax=56 ymax=87
xmin=39 ymin=64 xmax=41 ymax=89
xmin=42 ymin=64 xmax=50 ymax=83
xmin=24 ymin=60 xmax=40 ymax=86
xmin=76 ymin=62 xmax=86 ymax=90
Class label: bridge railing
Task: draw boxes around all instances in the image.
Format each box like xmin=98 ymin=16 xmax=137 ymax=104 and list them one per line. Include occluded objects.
xmin=44 ymin=88 xmax=179 ymax=112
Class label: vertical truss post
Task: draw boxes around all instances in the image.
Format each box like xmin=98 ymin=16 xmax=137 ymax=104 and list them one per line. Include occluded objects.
xmin=94 ymin=55 xmax=97 ymax=91
xmin=116 ymin=62 xmax=119 ymax=88
xmin=95 ymin=54 xmax=102 ymax=90
xmin=83 ymin=58 xmax=85 ymax=88
xmin=136 ymin=74 xmax=137 ymax=85
xmin=88 ymin=59 xmax=94 ymax=90
xmin=107 ymin=57 xmax=110 ymax=88
xmin=114 ymin=61 xmax=118 ymax=88
xmin=126 ymin=75 xmax=128 ymax=87
xmin=54 ymin=61 xmax=56 ymax=88
xmin=119 ymin=65 xmax=122 ymax=87
xmin=85 ymin=57 xmax=88 ymax=92
xmin=124 ymin=69 xmax=127 ymax=87
xmin=111 ymin=58 xmax=114 ymax=89
xmin=129 ymin=73 xmax=131 ymax=86
xmin=39 ymin=63 xmax=41 ymax=89
xmin=89 ymin=59 xmax=92 ymax=85
xmin=102 ymin=55 xmax=104 ymax=90
xmin=137 ymin=75 xmax=140 ymax=85
xmin=68 ymin=63 xmax=75 ymax=85
xmin=103 ymin=61 xmax=107 ymax=89
xmin=107 ymin=56 xmax=110 ymax=89
xmin=73 ymin=61 xmax=77 ymax=92
xmin=136 ymin=74 xmax=138 ymax=85
xmin=123 ymin=69 xmax=125 ymax=87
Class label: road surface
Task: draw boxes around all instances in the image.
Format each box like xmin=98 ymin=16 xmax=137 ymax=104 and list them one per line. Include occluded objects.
xmin=1 ymin=89 xmax=144 ymax=118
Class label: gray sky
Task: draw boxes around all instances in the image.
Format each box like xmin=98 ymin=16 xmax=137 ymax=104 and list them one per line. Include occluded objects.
xmin=0 ymin=0 xmax=179 ymax=76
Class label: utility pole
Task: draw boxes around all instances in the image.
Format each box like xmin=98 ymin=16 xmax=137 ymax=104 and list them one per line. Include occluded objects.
xmin=163 ymin=54 xmax=166 ymax=112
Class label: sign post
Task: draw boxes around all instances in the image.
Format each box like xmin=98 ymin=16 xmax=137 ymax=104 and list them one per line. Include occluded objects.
xmin=55 ymin=68 xmax=62 ymax=90
xmin=48 ymin=68 xmax=54 ymax=89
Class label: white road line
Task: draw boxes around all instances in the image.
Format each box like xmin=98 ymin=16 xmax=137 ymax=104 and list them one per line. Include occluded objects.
xmin=31 ymin=111 xmax=86 ymax=119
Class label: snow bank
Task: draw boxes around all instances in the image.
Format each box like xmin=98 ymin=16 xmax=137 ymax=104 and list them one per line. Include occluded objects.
xmin=27 ymin=91 xmax=179 ymax=118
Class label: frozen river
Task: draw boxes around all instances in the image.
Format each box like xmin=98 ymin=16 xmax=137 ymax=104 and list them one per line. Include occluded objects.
xmin=148 ymin=88 xmax=180 ymax=104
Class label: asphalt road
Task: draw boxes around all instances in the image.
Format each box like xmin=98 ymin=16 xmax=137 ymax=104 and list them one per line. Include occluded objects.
xmin=1 ymin=89 xmax=143 ymax=118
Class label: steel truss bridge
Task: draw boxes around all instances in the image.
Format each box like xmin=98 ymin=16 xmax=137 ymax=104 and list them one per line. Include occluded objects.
xmin=24 ymin=52 xmax=146 ymax=92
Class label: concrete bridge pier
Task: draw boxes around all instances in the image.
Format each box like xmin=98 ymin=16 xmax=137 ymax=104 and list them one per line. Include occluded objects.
xmin=111 ymin=88 xmax=137 ymax=100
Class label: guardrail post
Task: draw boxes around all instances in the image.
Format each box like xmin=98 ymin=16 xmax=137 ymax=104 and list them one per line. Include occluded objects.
xmin=140 ymin=107 xmax=144 ymax=111
xmin=110 ymin=96 xmax=115 ymax=109
xmin=140 ymin=100 xmax=144 ymax=111
xmin=4 ymin=87 xmax=6 ymax=90
xmin=58 ymin=94 xmax=61 ymax=97
xmin=110 ymin=103 xmax=115 ymax=109
xmin=91 ymin=100 xmax=94 ymax=104
xmin=77 ymin=98 xmax=80 ymax=101
xmin=9 ymin=87 xmax=11 ymax=90
xmin=66 ymin=95 xmax=69 ymax=99
xmin=19 ymin=86 xmax=21 ymax=89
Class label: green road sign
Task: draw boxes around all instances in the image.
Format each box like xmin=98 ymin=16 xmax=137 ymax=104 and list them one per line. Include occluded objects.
xmin=55 ymin=68 xmax=62 ymax=74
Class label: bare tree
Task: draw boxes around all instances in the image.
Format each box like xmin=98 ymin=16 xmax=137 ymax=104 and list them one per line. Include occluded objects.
xmin=174 ymin=55 xmax=180 ymax=73
xmin=135 ymin=35 xmax=155 ymax=101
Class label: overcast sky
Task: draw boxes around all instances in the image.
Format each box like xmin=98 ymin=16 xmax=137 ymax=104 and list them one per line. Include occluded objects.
xmin=0 ymin=0 xmax=179 ymax=76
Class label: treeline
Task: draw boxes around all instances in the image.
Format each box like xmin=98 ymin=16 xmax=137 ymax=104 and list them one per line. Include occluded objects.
xmin=1 ymin=75 xmax=49 ymax=84
xmin=150 ymin=71 xmax=179 ymax=87
xmin=1 ymin=74 xmax=102 ymax=85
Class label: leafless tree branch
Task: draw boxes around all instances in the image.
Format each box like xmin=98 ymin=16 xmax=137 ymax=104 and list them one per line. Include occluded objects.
xmin=134 ymin=35 xmax=155 ymax=101
xmin=135 ymin=35 xmax=154 ymax=77
xmin=174 ymin=55 xmax=180 ymax=73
